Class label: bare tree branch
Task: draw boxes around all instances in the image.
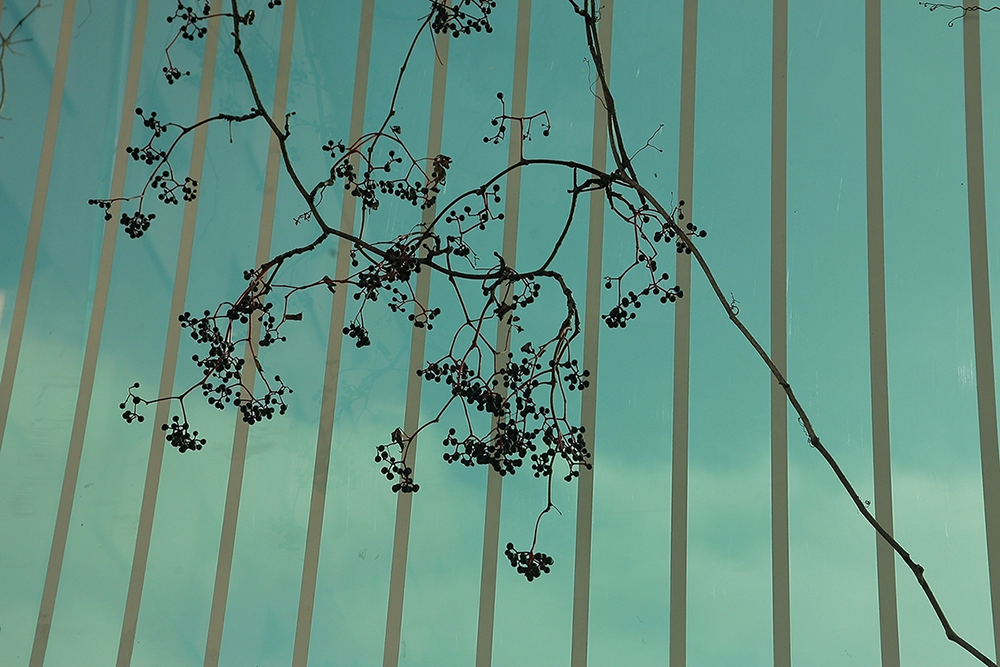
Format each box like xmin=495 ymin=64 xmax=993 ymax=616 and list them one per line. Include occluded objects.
xmin=94 ymin=1 xmax=999 ymax=663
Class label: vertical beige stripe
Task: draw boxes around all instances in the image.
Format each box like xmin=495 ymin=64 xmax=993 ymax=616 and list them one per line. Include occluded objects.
xmin=29 ymin=1 xmax=134 ymax=664
xmin=291 ymin=2 xmax=374 ymax=664
xmin=476 ymin=468 xmax=503 ymax=667
xmin=116 ymin=3 xmax=222 ymax=664
xmin=475 ymin=3 xmax=531 ymax=666
xmin=864 ymin=2 xmax=900 ymax=665
xmin=203 ymin=4 xmax=298 ymax=665
xmin=0 ymin=0 xmax=76 ymax=458
xmin=571 ymin=2 xmax=613 ymax=666
xmin=670 ymin=0 xmax=697 ymax=665
xmin=0 ymin=0 xmax=4 ymax=338
xmin=963 ymin=10 xmax=1000 ymax=656
xmin=382 ymin=9 xmax=450 ymax=667
xmin=770 ymin=1 xmax=790 ymax=666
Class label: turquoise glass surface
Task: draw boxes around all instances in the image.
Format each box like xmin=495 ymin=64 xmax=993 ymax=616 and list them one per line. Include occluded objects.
xmin=1 ymin=1 xmax=999 ymax=666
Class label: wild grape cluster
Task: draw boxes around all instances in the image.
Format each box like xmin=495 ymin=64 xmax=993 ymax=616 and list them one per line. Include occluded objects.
xmin=101 ymin=0 xmax=696 ymax=586
xmin=601 ymin=196 xmax=695 ymax=329
xmin=163 ymin=1 xmax=269 ymax=83
xmin=374 ymin=429 xmax=420 ymax=494
xmin=163 ymin=1 xmax=210 ymax=83
xmin=430 ymin=0 xmax=496 ymax=36
xmin=322 ymin=139 xmax=449 ymax=214
xmin=504 ymin=543 xmax=553 ymax=582
xmin=483 ymin=92 xmax=551 ymax=145
xmin=119 ymin=211 xmax=156 ymax=239
xmin=119 ymin=383 xmax=146 ymax=424
xmin=162 ymin=416 xmax=207 ymax=453
xmin=412 ymin=335 xmax=593 ymax=489
xmin=87 ymin=109 xmax=206 ymax=238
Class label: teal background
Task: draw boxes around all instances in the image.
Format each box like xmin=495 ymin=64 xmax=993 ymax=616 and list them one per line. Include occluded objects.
xmin=0 ymin=0 xmax=998 ymax=665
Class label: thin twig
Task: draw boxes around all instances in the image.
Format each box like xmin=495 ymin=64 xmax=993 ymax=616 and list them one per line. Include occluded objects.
xmin=0 ymin=0 xmax=46 ymax=121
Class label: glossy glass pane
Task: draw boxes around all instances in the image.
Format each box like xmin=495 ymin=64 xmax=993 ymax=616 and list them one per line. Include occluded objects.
xmin=2 ymin=2 xmax=1000 ymax=666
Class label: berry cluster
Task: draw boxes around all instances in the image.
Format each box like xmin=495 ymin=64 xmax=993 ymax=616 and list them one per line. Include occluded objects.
xmin=342 ymin=236 xmax=448 ymax=342
xmin=119 ymin=383 xmax=146 ymax=424
xmin=163 ymin=2 xmax=210 ymax=83
xmin=162 ymin=415 xmax=206 ymax=453
xmin=234 ymin=375 xmax=290 ymax=425
xmin=323 ymin=138 xmax=449 ymax=214
xmin=87 ymin=108 xmax=203 ymax=238
xmin=530 ymin=423 xmax=589 ymax=481
xmin=675 ymin=221 xmax=708 ymax=253
xmin=162 ymin=1 xmax=279 ymax=83
xmin=416 ymin=325 xmax=593 ymax=490
xmin=354 ymin=242 xmax=420 ymax=300
xmin=602 ymin=279 xmax=683 ymax=329
xmin=163 ymin=64 xmax=190 ymax=86
xmin=483 ymin=92 xmax=551 ymax=145
xmin=127 ymin=108 xmax=170 ymax=164
xmin=126 ymin=143 xmax=166 ymax=167
xmin=445 ymin=199 xmax=502 ymax=231
xmin=88 ymin=198 xmax=114 ymax=220
xmin=343 ymin=320 xmax=371 ymax=348
xmin=601 ymin=194 xmax=697 ymax=328
xmin=167 ymin=1 xmax=210 ymax=40
xmin=178 ymin=302 xmax=292 ymax=427
xmin=494 ymin=276 xmax=541 ymax=320
xmin=442 ymin=184 xmax=505 ymax=252
xmin=407 ymin=304 xmax=442 ymax=329
xmin=446 ymin=426 xmax=532 ymax=476
xmin=119 ymin=210 xmax=156 ymax=239
xmin=504 ymin=543 xmax=553 ymax=582
xmin=430 ymin=0 xmax=496 ymax=37
xmin=152 ymin=173 xmax=198 ymax=206
xmin=374 ymin=429 xmax=420 ymax=493
xmin=103 ymin=0 xmax=608 ymax=587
